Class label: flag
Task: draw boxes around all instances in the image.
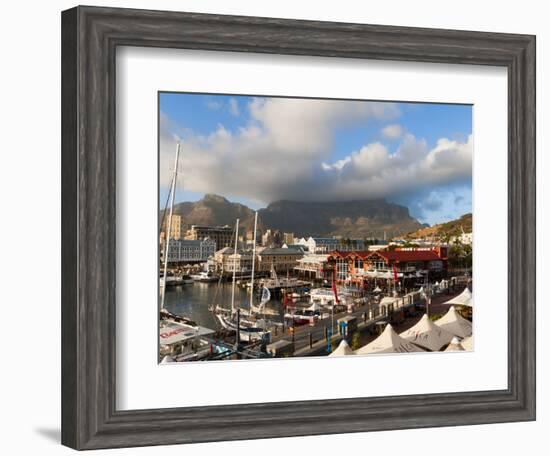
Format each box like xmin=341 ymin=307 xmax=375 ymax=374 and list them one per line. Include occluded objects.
xmin=260 ymin=287 xmax=271 ymax=305
xmin=332 ymin=280 xmax=340 ymax=304
xmin=283 ymin=293 xmax=291 ymax=308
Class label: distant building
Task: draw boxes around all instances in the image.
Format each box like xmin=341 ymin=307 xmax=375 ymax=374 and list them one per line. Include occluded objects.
xmin=282 ymin=243 xmax=306 ymax=253
xmin=257 ymin=247 xmax=304 ymax=273
xmin=163 ymin=238 xmax=216 ymax=263
xmin=185 ymin=225 xmax=233 ymax=249
xmin=294 ymin=253 xmax=331 ymax=280
xmin=261 ymin=229 xmax=283 ymax=247
xmin=283 ymin=232 xmax=294 ymax=245
xmin=160 ymin=214 xmax=183 ymax=241
xmin=451 ymin=229 xmax=473 ymax=245
xmin=368 ymin=244 xmax=389 ymax=252
xmin=295 ymin=236 xmax=365 ymax=253
xmin=214 ymin=247 xmax=254 ymax=274
xmin=296 ymin=237 xmax=338 ymax=253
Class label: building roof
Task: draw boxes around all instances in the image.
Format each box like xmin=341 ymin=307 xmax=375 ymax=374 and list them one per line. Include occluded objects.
xmin=260 ymin=248 xmax=304 ymax=256
xmin=169 ymin=239 xmax=213 ymax=246
xmin=282 ymin=244 xmax=306 ymax=252
xmin=190 ymin=225 xmax=232 ymax=231
xmin=328 ymin=249 xmax=443 ymax=262
xmin=312 ymin=237 xmax=340 ymax=244
xmin=215 ymin=246 xmax=234 ymax=255
xmin=372 ymin=249 xmax=442 ymax=262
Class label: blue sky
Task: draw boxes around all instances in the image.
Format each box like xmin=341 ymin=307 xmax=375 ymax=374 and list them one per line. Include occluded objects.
xmin=159 ymin=92 xmax=472 ymax=226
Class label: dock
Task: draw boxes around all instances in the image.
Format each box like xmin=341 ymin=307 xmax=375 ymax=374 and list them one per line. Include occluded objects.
xmin=267 ymin=292 xmax=422 ymax=357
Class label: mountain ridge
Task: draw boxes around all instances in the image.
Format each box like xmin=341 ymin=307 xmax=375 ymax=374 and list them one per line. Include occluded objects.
xmin=163 ymin=194 xmax=424 ymax=239
xmin=403 ymin=213 xmax=472 ymax=241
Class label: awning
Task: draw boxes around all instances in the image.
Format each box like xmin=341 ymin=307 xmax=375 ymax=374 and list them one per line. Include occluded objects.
xmin=400 ymin=314 xmax=454 ymax=351
xmin=442 ymin=287 xmax=472 ymax=307
xmin=329 ymin=339 xmax=356 ymax=357
xmin=356 ymin=324 xmax=424 ymax=354
xmin=434 ymin=306 xmax=472 ymax=338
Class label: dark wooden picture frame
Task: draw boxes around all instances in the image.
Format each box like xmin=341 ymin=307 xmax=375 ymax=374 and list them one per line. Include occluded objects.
xmin=61 ymin=6 xmax=536 ymax=450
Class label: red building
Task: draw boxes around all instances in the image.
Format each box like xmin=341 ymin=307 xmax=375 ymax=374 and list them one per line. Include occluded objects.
xmin=327 ymin=247 xmax=448 ymax=288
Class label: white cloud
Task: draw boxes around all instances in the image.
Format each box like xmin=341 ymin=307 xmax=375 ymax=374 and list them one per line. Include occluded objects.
xmin=160 ymin=99 xmax=471 ymax=206
xmin=381 ymin=123 xmax=404 ymax=139
xmin=206 ymin=100 xmax=222 ymax=110
xmin=228 ymin=98 xmax=239 ymax=116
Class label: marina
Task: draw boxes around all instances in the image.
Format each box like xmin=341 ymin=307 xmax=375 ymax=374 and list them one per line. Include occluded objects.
xmin=160 ymin=270 xmax=472 ymax=361
xmin=156 ymin=97 xmax=474 ymax=363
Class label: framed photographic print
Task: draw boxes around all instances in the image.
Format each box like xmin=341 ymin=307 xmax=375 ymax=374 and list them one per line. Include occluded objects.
xmin=61 ymin=6 xmax=536 ymax=450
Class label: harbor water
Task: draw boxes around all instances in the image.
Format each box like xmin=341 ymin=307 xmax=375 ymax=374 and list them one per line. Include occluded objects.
xmin=164 ymin=282 xmax=285 ymax=330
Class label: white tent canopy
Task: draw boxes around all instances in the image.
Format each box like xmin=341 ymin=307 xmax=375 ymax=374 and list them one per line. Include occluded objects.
xmin=355 ymin=324 xmax=424 ymax=355
xmin=444 ymin=336 xmax=466 ymax=352
xmin=373 ymin=286 xmax=382 ymax=293
xmin=434 ymin=306 xmax=473 ymax=338
xmin=329 ymin=339 xmax=356 ymax=357
xmin=443 ymin=287 xmax=473 ymax=307
xmin=400 ymin=314 xmax=454 ymax=351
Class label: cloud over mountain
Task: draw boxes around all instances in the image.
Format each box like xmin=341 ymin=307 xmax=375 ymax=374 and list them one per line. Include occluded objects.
xmin=160 ymin=97 xmax=472 ymax=215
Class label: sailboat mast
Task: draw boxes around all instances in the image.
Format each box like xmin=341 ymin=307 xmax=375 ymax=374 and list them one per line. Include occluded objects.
xmin=230 ymin=218 xmax=240 ymax=315
xmin=249 ymin=211 xmax=258 ymax=313
xmin=160 ymin=143 xmax=180 ymax=310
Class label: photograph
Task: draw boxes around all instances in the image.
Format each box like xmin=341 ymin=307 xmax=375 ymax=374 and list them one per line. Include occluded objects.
xmin=158 ymin=93 xmax=474 ymax=362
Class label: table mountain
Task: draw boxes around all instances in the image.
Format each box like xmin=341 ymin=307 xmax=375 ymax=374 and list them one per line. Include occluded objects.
xmin=164 ymin=194 xmax=423 ymax=239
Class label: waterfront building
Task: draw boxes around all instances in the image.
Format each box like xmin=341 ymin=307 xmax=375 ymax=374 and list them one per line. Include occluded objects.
xmin=163 ymin=238 xmax=216 ymax=264
xmin=328 ymin=246 xmax=448 ymax=286
xmin=257 ymin=247 xmax=304 ymax=273
xmin=294 ymin=253 xmax=331 ymax=280
xmin=185 ymin=225 xmax=233 ymax=249
xmin=160 ymin=214 xmax=183 ymax=241
xmin=214 ymin=247 xmax=254 ymax=274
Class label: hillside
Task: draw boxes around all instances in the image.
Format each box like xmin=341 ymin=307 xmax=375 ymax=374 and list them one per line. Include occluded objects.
xmin=404 ymin=213 xmax=472 ymax=241
xmin=258 ymin=199 xmax=423 ymax=238
xmin=163 ymin=194 xmax=423 ymax=239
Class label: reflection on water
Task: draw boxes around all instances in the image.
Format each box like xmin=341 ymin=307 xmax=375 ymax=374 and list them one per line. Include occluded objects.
xmin=164 ymin=282 xmax=284 ymax=329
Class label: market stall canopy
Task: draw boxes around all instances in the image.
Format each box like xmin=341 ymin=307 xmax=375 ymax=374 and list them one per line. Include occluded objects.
xmin=435 ymin=306 xmax=472 ymax=338
xmin=329 ymin=339 xmax=356 ymax=357
xmin=444 ymin=336 xmax=466 ymax=352
xmin=461 ymin=336 xmax=473 ymax=351
xmin=400 ymin=314 xmax=455 ymax=351
xmin=355 ymin=324 xmax=424 ymax=355
xmin=443 ymin=287 xmax=472 ymax=307
xmin=373 ymin=286 xmax=382 ymax=293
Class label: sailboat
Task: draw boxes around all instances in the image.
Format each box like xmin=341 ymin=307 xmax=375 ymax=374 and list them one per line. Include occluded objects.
xmin=159 ymin=143 xmax=215 ymax=361
xmin=212 ymin=216 xmax=267 ymax=342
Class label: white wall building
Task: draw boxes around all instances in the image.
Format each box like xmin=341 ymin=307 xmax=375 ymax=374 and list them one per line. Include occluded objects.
xmin=164 ymin=238 xmax=216 ymax=263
